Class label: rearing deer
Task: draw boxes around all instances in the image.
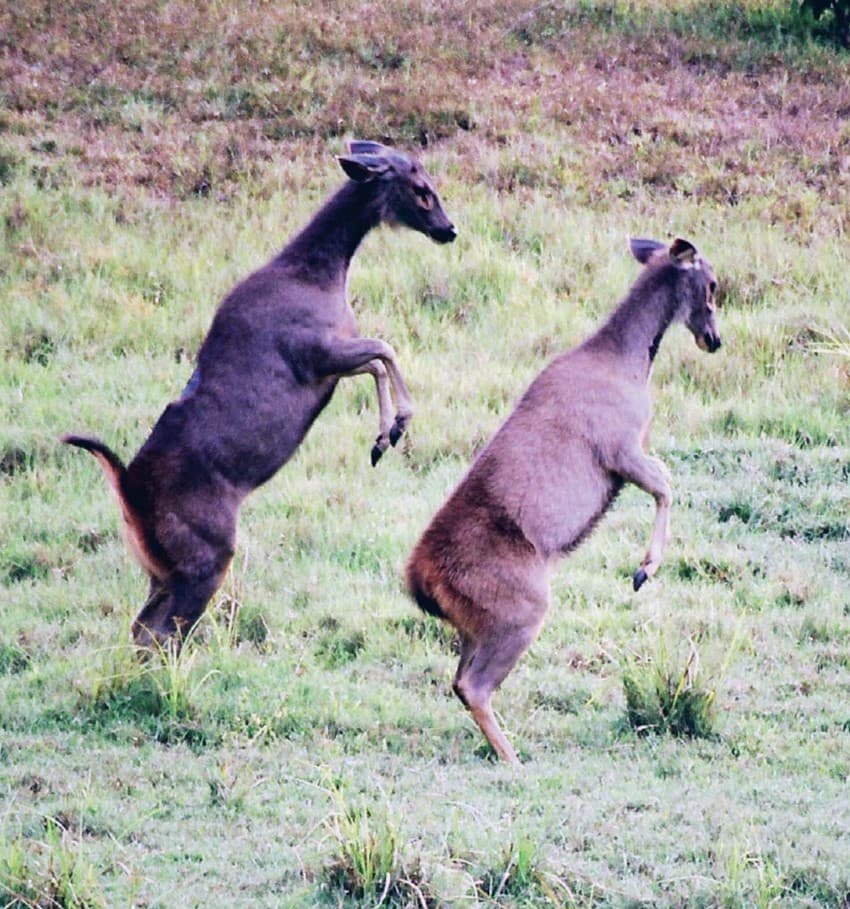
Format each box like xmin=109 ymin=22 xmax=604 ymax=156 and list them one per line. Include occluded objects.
xmin=64 ymin=141 xmax=455 ymax=648
xmin=405 ymin=237 xmax=720 ymax=763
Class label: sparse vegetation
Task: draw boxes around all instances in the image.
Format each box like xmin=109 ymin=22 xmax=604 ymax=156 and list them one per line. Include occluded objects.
xmin=2 ymin=1 xmax=849 ymax=906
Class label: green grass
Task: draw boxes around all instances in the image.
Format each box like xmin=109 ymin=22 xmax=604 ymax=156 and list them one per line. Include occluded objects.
xmin=1 ymin=818 xmax=107 ymax=909
xmin=2 ymin=1 xmax=850 ymax=906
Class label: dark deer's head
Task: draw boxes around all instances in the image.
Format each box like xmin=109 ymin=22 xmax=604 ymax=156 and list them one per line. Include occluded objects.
xmin=630 ymin=237 xmax=721 ymax=353
xmin=337 ymin=140 xmax=457 ymax=244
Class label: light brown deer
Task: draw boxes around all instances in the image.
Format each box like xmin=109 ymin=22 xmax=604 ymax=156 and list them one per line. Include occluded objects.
xmin=405 ymin=237 xmax=721 ymax=763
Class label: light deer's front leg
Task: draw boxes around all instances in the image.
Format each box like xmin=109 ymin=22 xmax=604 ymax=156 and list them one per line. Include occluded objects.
xmin=612 ymin=445 xmax=672 ymax=591
xmin=315 ymin=337 xmax=413 ymax=465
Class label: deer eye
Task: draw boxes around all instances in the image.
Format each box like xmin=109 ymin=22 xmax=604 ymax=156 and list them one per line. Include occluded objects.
xmin=414 ymin=185 xmax=434 ymax=211
xmin=709 ymin=280 xmax=717 ymax=294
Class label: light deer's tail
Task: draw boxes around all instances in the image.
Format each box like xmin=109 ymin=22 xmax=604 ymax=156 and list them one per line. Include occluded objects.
xmin=404 ymin=550 xmax=447 ymax=620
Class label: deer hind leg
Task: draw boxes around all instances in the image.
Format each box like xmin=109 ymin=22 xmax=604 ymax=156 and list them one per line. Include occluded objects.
xmin=132 ymin=544 xmax=232 ymax=651
xmin=130 ymin=577 xmax=169 ymax=651
xmin=453 ymin=614 xmax=545 ymax=765
xmin=132 ymin=569 xmax=226 ymax=651
xmin=613 ymin=446 xmax=672 ymax=590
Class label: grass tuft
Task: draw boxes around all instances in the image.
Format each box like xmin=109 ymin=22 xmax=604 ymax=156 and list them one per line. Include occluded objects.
xmin=476 ymin=834 xmax=548 ymax=903
xmin=0 ymin=641 xmax=31 ymax=676
xmin=0 ymin=820 xmax=106 ymax=909
xmin=622 ymin=637 xmax=719 ymax=738
xmin=210 ymin=590 xmax=271 ymax=651
xmin=322 ymin=787 xmax=436 ymax=906
xmin=80 ymin=635 xmax=220 ymax=747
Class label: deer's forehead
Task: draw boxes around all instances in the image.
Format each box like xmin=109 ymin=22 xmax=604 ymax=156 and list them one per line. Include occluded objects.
xmin=696 ymin=256 xmax=716 ymax=280
xmin=685 ymin=255 xmax=714 ymax=278
xmin=408 ymin=163 xmax=437 ymax=190
xmin=386 ymin=151 xmax=417 ymax=173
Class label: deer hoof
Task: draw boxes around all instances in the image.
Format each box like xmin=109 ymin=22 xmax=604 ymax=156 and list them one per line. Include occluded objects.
xmin=389 ymin=425 xmax=402 ymax=447
xmin=371 ymin=442 xmax=385 ymax=467
xmin=390 ymin=414 xmax=410 ymax=447
xmin=633 ymin=568 xmax=648 ymax=591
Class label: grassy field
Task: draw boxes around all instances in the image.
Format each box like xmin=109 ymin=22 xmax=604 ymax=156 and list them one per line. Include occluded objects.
xmin=2 ymin=1 xmax=850 ymax=906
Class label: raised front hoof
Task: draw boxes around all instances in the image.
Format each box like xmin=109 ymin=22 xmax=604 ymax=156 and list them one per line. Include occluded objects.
xmin=389 ymin=413 xmax=411 ymax=447
xmin=633 ymin=568 xmax=649 ymax=591
xmin=371 ymin=441 xmax=386 ymax=467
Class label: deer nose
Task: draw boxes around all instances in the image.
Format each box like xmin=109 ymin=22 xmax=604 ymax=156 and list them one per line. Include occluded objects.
xmin=430 ymin=224 xmax=457 ymax=244
xmin=695 ymin=330 xmax=721 ymax=353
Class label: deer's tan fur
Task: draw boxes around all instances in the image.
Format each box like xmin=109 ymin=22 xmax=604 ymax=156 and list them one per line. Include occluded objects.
xmin=406 ymin=237 xmax=721 ymax=763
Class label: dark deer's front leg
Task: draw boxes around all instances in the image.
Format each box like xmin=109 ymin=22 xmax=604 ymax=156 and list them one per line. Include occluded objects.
xmin=315 ymin=337 xmax=413 ymax=464
xmin=611 ymin=444 xmax=672 ymax=590
xmin=341 ymin=358 xmax=396 ymax=465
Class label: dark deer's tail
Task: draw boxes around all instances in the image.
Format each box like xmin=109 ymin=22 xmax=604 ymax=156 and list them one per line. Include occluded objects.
xmin=62 ymin=433 xmax=164 ymax=579
xmin=62 ymin=434 xmax=127 ymax=495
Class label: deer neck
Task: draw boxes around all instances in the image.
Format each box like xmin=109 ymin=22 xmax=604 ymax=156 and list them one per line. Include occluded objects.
xmin=277 ymin=182 xmax=382 ymax=288
xmin=589 ymin=271 xmax=681 ymax=378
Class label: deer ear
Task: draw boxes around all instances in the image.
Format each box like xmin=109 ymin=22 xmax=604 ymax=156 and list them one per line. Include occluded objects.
xmin=669 ymin=238 xmax=698 ymax=264
xmin=337 ymin=154 xmax=390 ymax=183
xmin=629 ymin=237 xmax=666 ymax=264
xmin=348 ymin=140 xmax=389 ymax=156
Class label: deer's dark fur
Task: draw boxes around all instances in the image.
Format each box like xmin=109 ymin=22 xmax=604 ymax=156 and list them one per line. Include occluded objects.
xmin=64 ymin=141 xmax=455 ymax=648
xmin=405 ymin=237 xmax=721 ymax=763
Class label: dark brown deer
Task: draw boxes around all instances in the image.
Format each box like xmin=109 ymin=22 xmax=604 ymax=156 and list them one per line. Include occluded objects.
xmin=64 ymin=141 xmax=455 ymax=649
xmin=405 ymin=237 xmax=720 ymax=763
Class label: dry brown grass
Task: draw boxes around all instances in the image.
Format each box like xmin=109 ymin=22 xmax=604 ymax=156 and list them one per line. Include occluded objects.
xmin=1 ymin=0 xmax=849 ymax=229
